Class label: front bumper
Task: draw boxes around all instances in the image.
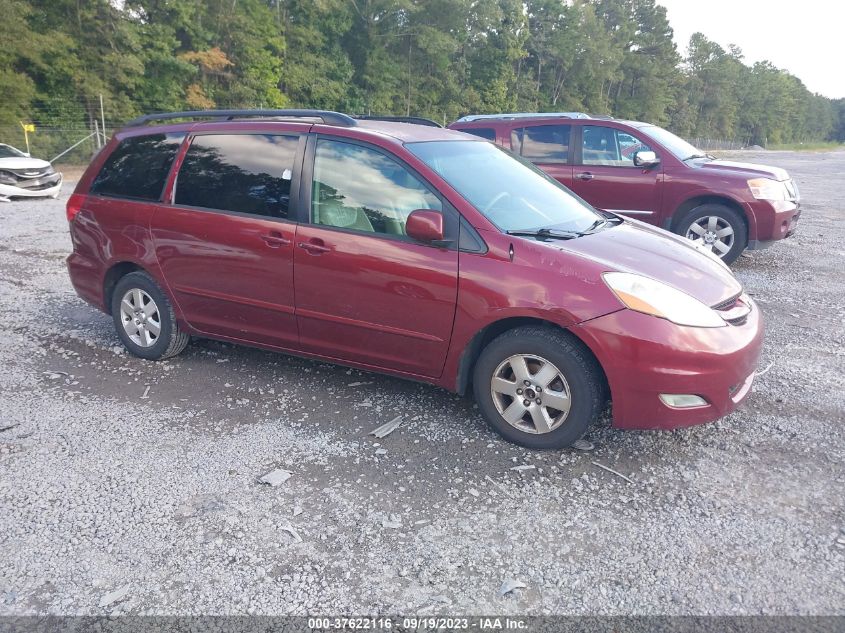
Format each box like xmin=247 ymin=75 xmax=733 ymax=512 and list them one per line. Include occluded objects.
xmin=575 ymin=303 xmax=764 ymax=430
xmin=746 ymin=198 xmax=800 ymax=248
xmin=0 ymin=172 xmax=63 ymax=198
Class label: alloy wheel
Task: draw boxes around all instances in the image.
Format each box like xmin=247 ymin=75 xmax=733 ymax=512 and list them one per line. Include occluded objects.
xmin=490 ymin=354 xmax=572 ymax=434
xmin=686 ymin=215 xmax=735 ymax=257
xmin=119 ymin=288 xmax=161 ymax=348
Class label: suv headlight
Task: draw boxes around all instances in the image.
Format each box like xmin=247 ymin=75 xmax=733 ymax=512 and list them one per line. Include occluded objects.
xmin=748 ymin=177 xmax=789 ymax=201
xmin=603 ymin=272 xmax=725 ymax=328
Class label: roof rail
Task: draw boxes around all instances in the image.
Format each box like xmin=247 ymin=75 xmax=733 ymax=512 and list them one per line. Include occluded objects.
xmin=454 ymin=112 xmax=604 ymax=123
xmin=355 ymin=115 xmax=442 ymax=128
xmin=125 ymin=109 xmax=358 ymax=128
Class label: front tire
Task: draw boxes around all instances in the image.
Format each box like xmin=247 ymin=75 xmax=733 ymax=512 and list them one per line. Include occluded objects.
xmin=472 ymin=326 xmax=605 ymax=449
xmin=675 ymin=203 xmax=747 ymax=265
xmin=111 ymin=271 xmax=190 ymax=360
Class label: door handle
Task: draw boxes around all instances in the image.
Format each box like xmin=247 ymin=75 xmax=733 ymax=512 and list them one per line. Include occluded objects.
xmin=297 ymin=240 xmax=330 ymax=254
xmin=576 ymin=172 xmax=595 ymax=181
xmin=261 ymin=231 xmax=291 ymax=248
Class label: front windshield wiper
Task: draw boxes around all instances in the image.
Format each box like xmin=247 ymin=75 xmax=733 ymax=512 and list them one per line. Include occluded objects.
xmin=506 ymin=228 xmax=580 ymax=241
xmin=682 ymin=153 xmax=711 ymax=161
xmin=580 ymin=218 xmax=608 ymax=234
xmin=507 ymin=217 xmax=615 ymax=241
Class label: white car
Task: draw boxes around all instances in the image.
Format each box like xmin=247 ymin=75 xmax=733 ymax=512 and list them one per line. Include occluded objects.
xmin=0 ymin=143 xmax=63 ymax=201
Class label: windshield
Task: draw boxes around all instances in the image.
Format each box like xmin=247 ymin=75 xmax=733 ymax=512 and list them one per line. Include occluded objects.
xmin=0 ymin=144 xmax=26 ymax=159
xmin=637 ymin=125 xmax=705 ymax=160
xmin=407 ymin=140 xmax=601 ymax=233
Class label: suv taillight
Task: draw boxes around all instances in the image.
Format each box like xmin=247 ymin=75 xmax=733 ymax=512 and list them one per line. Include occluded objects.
xmin=66 ymin=193 xmax=84 ymax=223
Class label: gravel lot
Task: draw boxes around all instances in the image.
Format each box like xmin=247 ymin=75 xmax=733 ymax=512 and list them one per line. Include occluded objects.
xmin=0 ymin=151 xmax=843 ymax=616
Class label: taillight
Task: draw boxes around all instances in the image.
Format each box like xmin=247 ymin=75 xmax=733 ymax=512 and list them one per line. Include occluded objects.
xmin=66 ymin=193 xmax=85 ymax=223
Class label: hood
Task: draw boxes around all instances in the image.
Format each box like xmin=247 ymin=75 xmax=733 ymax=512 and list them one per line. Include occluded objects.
xmin=547 ymin=219 xmax=742 ymax=307
xmin=695 ymin=158 xmax=789 ymax=182
xmin=0 ymin=157 xmax=52 ymax=171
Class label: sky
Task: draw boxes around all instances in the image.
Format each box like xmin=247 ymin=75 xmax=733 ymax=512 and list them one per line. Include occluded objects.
xmin=656 ymin=0 xmax=843 ymax=99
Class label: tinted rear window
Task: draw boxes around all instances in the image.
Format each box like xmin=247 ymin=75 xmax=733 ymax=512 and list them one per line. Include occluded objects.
xmin=511 ymin=124 xmax=571 ymax=163
xmin=462 ymin=128 xmax=496 ymax=141
xmin=174 ymin=134 xmax=299 ymax=219
xmin=91 ymin=133 xmax=184 ymax=200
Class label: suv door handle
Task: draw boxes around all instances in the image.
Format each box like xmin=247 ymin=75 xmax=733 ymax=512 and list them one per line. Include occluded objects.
xmin=261 ymin=231 xmax=291 ymax=248
xmin=297 ymin=239 xmax=330 ymax=254
xmin=576 ymin=172 xmax=594 ymax=181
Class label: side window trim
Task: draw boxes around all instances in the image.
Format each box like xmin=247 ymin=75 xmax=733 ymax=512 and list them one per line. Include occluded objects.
xmin=168 ymin=131 xmax=306 ymax=224
xmin=300 ymin=133 xmax=462 ymax=250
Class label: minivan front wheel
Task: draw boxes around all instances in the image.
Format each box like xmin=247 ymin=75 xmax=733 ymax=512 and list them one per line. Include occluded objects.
xmin=472 ymin=326 xmax=604 ymax=449
xmin=675 ymin=203 xmax=747 ymax=265
xmin=111 ymin=271 xmax=190 ymax=360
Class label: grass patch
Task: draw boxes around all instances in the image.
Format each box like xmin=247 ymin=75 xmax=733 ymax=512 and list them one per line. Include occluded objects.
xmin=766 ymin=141 xmax=844 ymax=152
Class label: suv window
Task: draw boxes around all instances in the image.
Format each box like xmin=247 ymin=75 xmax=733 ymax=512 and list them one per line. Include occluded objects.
xmin=175 ymin=134 xmax=299 ymax=218
xmin=582 ymin=125 xmax=652 ymax=167
xmin=511 ymin=125 xmax=571 ymax=163
xmin=91 ymin=133 xmax=184 ymax=200
xmin=462 ymin=128 xmax=496 ymax=141
xmin=311 ymin=139 xmax=441 ymax=237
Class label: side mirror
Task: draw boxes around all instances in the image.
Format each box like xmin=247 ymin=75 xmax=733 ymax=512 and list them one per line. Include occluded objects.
xmin=406 ymin=209 xmax=445 ymax=243
xmin=633 ymin=150 xmax=659 ymax=167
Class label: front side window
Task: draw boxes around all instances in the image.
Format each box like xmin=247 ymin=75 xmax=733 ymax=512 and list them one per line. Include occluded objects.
xmin=407 ymin=140 xmax=600 ymax=234
xmin=511 ymin=125 xmax=571 ymax=163
xmin=91 ymin=133 xmax=184 ymax=200
xmin=175 ymin=134 xmax=299 ymax=218
xmin=311 ymin=139 xmax=441 ymax=236
xmin=582 ymin=126 xmax=652 ymax=167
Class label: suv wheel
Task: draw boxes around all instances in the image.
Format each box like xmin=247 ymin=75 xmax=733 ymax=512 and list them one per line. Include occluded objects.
xmin=472 ymin=326 xmax=604 ymax=449
xmin=111 ymin=271 xmax=190 ymax=360
xmin=675 ymin=203 xmax=747 ymax=265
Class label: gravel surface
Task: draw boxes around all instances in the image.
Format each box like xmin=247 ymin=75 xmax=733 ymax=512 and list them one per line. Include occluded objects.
xmin=0 ymin=151 xmax=843 ymax=616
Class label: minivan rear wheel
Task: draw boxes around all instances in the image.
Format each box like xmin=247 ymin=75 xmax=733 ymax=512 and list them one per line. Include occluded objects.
xmin=111 ymin=271 xmax=190 ymax=360
xmin=472 ymin=326 xmax=604 ymax=449
xmin=675 ymin=203 xmax=747 ymax=265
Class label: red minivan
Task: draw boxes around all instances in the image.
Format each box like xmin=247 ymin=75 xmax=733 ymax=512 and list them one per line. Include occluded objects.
xmin=66 ymin=109 xmax=762 ymax=449
xmin=449 ymin=113 xmax=801 ymax=264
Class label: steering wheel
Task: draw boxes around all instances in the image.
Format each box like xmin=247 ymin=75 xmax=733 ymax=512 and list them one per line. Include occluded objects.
xmin=483 ymin=190 xmax=512 ymax=214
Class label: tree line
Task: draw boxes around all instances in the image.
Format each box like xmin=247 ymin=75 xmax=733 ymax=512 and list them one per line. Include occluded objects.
xmin=1 ymin=0 xmax=843 ymax=157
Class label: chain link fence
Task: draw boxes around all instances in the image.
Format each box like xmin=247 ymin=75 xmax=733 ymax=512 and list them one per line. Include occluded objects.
xmin=688 ymin=137 xmax=749 ymax=151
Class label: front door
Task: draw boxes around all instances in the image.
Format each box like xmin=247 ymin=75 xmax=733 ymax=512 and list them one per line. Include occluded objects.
xmin=152 ymin=132 xmax=304 ymax=348
xmin=569 ymin=124 xmax=662 ymax=222
xmin=293 ymin=137 xmax=459 ymax=377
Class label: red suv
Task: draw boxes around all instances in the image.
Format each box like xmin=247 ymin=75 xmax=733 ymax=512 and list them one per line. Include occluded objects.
xmin=66 ymin=109 xmax=762 ymax=449
xmin=449 ymin=113 xmax=801 ymax=264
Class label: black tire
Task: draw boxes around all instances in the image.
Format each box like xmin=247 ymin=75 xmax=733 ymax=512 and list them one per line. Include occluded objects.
xmin=674 ymin=203 xmax=747 ymax=265
xmin=472 ymin=326 xmax=605 ymax=449
xmin=110 ymin=271 xmax=190 ymax=360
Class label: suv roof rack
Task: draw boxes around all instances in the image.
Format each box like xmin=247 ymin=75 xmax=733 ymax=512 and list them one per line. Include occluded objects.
xmin=355 ymin=115 xmax=442 ymax=128
xmin=454 ymin=112 xmax=614 ymax=123
xmin=125 ymin=109 xmax=358 ymax=128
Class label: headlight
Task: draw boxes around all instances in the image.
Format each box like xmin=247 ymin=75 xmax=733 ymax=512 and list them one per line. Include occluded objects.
xmin=0 ymin=170 xmax=16 ymax=185
xmin=748 ymin=177 xmax=789 ymax=201
xmin=603 ymin=272 xmax=725 ymax=328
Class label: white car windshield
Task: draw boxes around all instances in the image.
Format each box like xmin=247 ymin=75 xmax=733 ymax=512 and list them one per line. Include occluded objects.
xmin=407 ymin=140 xmax=602 ymax=233
xmin=0 ymin=144 xmax=27 ymax=159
